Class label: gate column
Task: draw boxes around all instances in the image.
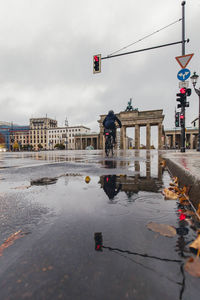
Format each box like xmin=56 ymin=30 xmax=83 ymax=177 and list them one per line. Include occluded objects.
xmin=158 ymin=123 xmax=163 ymax=150
xmin=135 ymin=125 xmax=140 ymax=149
xmin=120 ymin=126 xmax=126 ymax=150
xmin=146 ymin=124 xmax=151 ymax=150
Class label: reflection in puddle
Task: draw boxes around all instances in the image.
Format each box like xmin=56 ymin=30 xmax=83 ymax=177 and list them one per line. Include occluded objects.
xmin=100 ymin=175 xmax=121 ymax=200
xmin=100 ymin=174 xmax=163 ymax=200
xmin=30 ymin=177 xmax=58 ymax=186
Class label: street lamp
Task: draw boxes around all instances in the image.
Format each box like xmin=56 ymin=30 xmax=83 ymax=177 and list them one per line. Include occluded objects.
xmin=190 ymin=72 xmax=200 ymax=151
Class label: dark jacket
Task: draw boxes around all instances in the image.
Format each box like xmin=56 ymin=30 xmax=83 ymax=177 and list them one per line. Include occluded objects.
xmin=103 ymin=112 xmax=122 ymax=129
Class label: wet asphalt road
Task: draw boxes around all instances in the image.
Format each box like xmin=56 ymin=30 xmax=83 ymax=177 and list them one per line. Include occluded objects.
xmin=0 ymin=150 xmax=200 ymax=300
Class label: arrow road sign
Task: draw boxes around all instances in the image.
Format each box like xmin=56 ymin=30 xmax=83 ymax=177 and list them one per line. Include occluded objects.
xmin=175 ymin=53 xmax=194 ymax=69
xmin=177 ymin=68 xmax=191 ymax=81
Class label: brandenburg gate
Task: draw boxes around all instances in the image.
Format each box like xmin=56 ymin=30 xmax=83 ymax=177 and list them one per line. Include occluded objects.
xmin=98 ymin=109 xmax=165 ymax=150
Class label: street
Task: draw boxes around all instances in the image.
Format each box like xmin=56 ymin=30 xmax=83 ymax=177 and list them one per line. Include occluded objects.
xmin=0 ymin=150 xmax=199 ymax=300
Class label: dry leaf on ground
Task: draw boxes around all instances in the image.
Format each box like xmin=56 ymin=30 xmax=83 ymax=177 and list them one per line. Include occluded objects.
xmin=12 ymin=185 xmax=30 ymax=190
xmin=0 ymin=230 xmax=24 ymax=256
xmin=173 ymin=176 xmax=178 ymax=184
xmin=147 ymin=222 xmax=176 ymax=237
xmin=196 ymin=204 xmax=200 ymax=215
xmin=163 ymin=188 xmax=179 ymax=200
xmin=189 ymin=235 xmax=200 ymax=251
xmin=185 ymin=257 xmax=200 ymax=277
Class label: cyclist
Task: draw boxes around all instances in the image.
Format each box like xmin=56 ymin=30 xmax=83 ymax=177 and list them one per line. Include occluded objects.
xmin=103 ymin=110 xmax=122 ymax=144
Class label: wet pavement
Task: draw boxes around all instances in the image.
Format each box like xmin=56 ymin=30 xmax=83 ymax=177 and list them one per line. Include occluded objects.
xmin=0 ymin=150 xmax=200 ymax=300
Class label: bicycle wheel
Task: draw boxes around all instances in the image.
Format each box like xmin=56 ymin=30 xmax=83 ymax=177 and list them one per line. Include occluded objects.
xmin=110 ymin=136 xmax=114 ymax=156
xmin=105 ymin=136 xmax=111 ymax=157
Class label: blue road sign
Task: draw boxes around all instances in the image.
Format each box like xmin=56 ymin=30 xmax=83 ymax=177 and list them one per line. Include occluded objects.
xmin=177 ymin=68 xmax=191 ymax=81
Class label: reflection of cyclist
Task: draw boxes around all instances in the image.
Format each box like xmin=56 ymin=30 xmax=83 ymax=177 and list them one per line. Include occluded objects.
xmin=103 ymin=110 xmax=122 ymax=144
xmin=102 ymin=175 xmax=121 ymax=200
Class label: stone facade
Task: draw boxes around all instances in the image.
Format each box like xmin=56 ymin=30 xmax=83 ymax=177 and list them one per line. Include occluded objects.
xmin=98 ymin=109 xmax=165 ymax=150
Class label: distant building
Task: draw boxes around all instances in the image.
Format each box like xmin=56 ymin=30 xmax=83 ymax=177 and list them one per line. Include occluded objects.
xmin=191 ymin=117 xmax=199 ymax=129
xmin=29 ymin=117 xmax=57 ymax=150
xmin=74 ymin=131 xmax=99 ymax=150
xmin=0 ymin=117 xmax=92 ymax=151
xmin=48 ymin=125 xmax=90 ymax=150
xmin=0 ymin=122 xmax=29 ymax=150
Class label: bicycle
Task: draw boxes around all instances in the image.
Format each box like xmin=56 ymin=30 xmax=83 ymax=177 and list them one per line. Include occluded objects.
xmin=104 ymin=129 xmax=114 ymax=157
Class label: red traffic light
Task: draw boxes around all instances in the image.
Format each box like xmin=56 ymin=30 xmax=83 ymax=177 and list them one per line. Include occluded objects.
xmin=180 ymin=114 xmax=184 ymax=120
xmin=180 ymin=88 xmax=186 ymax=94
xmin=93 ymin=54 xmax=101 ymax=74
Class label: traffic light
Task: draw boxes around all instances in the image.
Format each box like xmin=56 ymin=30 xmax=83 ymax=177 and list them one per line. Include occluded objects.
xmin=180 ymin=113 xmax=184 ymax=126
xmin=93 ymin=54 xmax=101 ymax=74
xmin=175 ymin=112 xmax=180 ymax=127
xmin=186 ymin=88 xmax=191 ymax=96
xmin=94 ymin=232 xmax=103 ymax=251
xmin=176 ymin=88 xmax=186 ymax=108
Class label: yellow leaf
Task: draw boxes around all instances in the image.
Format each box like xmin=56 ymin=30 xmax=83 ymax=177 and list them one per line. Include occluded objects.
xmin=189 ymin=235 xmax=200 ymax=251
xmin=163 ymin=188 xmax=178 ymax=200
xmin=179 ymin=196 xmax=188 ymax=203
xmin=197 ymin=204 xmax=200 ymax=215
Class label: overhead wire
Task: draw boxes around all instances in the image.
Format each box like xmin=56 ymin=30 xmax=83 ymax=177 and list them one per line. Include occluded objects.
xmin=108 ymin=18 xmax=182 ymax=57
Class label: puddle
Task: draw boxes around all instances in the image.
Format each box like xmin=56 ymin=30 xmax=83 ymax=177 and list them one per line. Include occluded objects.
xmin=0 ymin=150 xmax=199 ymax=299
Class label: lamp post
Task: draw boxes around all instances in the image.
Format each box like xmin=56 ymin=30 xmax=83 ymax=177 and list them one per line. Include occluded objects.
xmin=190 ymin=72 xmax=200 ymax=151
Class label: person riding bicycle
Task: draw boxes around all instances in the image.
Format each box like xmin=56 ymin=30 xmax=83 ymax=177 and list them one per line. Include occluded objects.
xmin=103 ymin=110 xmax=122 ymax=144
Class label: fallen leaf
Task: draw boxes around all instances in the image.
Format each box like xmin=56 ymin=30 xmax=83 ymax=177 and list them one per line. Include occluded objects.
xmin=0 ymin=230 xmax=24 ymax=256
xmin=12 ymin=185 xmax=30 ymax=190
xmin=160 ymin=160 xmax=166 ymax=167
xmin=197 ymin=204 xmax=200 ymax=215
xmin=189 ymin=235 xmax=200 ymax=251
xmin=163 ymin=188 xmax=178 ymax=200
xmin=179 ymin=196 xmax=189 ymax=203
xmin=147 ymin=222 xmax=176 ymax=237
xmin=183 ymin=210 xmax=196 ymax=216
xmin=185 ymin=257 xmax=200 ymax=277
xmin=181 ymin=200 xmax=190 ymax=206
xmin=173 ymin=176 xmax=178 ymax=184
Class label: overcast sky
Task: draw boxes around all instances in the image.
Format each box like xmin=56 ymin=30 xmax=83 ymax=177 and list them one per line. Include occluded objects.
xmin=0 ymin=0 xmax=199 ymax=142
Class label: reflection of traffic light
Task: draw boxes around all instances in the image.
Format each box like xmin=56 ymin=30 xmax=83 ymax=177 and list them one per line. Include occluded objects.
xmin=94 ymin=232 xmax=103 ymax=251
xmin=175 ymin=112 xmax=180 ymax=127
xmin=93 ymin=54 xmax=101 ymax=74
xmin=180 ymin=113 xmax=184 ymax=126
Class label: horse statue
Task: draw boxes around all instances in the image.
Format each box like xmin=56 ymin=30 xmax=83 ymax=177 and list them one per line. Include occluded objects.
xmin=125 ymin=98 xmax=138 ymax=112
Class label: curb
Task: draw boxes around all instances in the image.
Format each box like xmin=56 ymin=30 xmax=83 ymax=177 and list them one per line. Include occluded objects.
xmin=164 ymin=157 xmax=200 ymax=209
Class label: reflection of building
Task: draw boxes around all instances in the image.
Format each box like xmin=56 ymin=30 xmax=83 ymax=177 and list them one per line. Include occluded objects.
xmin=164 ymin=118 xmax=199 ymax=149
xmin=100 ymin=174 xmax=163 ymax=198
xmin=100 ymin=152 xmax=164 ymax=199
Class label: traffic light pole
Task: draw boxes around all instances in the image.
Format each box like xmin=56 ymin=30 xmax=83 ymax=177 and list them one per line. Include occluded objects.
xmin=180 ymin=1 xmax=186 ymax=153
